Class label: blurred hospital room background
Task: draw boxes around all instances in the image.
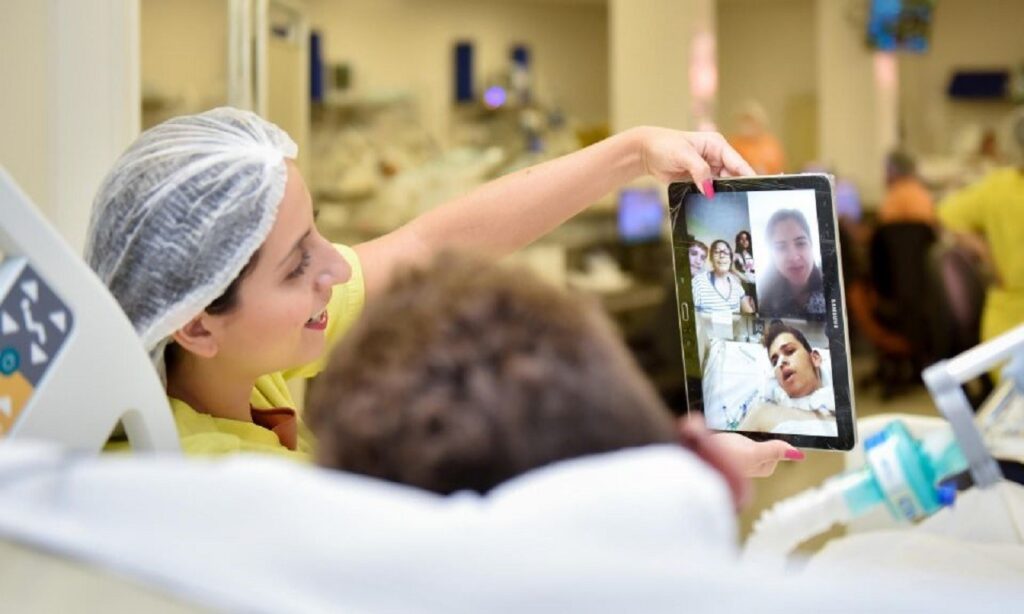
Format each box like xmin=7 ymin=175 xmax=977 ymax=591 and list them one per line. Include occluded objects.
xmin=2 ymin=0 xmax=1024 ymax=604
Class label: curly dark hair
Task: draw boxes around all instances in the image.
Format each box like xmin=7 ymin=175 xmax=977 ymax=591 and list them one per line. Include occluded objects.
xmin=307 ymin=252 xmax=678 ymax=495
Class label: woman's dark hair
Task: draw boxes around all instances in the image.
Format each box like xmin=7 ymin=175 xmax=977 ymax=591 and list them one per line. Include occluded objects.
xmin=206 ymin=249 xmax=261 ymax=315
xmin=164 ymin=248 xmax=261 ymax=374
xmin=307 ymin=252 xmax=678 ymax=495
xmin=757 ymin=208 xmax=827 ymax=319
xmin=734 ymin=230 xmax=751 ymax=254
xmin=763 ymin=320 xmax=813 ymax=353
xmin=765 ymin=209 xmax=811 ymax=243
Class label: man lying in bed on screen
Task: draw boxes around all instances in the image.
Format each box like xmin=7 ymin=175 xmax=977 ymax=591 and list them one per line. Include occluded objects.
xmin=739 ymin=321 xmax=836 ymax=435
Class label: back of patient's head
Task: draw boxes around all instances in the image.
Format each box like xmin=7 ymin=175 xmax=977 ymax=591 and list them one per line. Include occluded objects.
xmin=307 ymin=253 xmax=677 ymax=495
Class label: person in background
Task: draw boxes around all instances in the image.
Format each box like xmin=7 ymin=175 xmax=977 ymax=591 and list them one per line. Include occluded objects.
xmin=758 ymin=209 xmax=826 ymax=320
xmin=693 ymin=240 xmax=755 ymax=314
xmin=938 ymin=112 xmax=1024 ymax=360
xmin=979 ymin=129 xmax=1002 ymax=164
xmin=688 ymin=238 xmax=709 ymax=277
xmin=958 ymin=126 xmax=1006 ymax=186
xmin=878 ymin=151 xmax=936 ymax=225
xmin=732 ymin=230 xmax=756 ymax=284
xmin=307 ymin=253 xmax=802 ymax=498
xmin=728 ymin=101 xmax=786 ymax=175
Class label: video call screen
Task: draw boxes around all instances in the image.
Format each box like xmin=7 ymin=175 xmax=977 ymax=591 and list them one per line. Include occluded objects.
xmin=669 ymin=179 xmax=853 ymax=448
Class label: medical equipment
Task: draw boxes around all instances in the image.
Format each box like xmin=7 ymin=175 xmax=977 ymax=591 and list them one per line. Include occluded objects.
xmin=746 ymin=323 xmax=1024 ymax=563
xmin=0 ymin=168 xmax=178 ymax=451
xmin=745 ymin=419 xmax=967 ymax=562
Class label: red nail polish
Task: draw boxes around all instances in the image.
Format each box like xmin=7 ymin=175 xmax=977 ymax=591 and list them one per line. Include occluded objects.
xmin=784 ymin=449 xmax=805 ymax=461
xmin=702 ymin=180 xmax=715 ymax=198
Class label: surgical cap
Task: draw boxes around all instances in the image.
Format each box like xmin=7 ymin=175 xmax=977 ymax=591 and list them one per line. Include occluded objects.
xmin=85 ymin=107 xmax=298 ymax=373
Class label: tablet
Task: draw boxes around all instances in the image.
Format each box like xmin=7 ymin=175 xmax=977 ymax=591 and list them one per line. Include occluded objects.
xmin=668 ymin=174 xmax=855 ymax=451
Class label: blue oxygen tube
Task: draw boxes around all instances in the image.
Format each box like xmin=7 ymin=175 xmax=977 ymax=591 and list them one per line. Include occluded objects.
xmin=845 ymin=420 xmax=966 ymax=521
xmin=745 ymin=420 xmax=970 ymax=565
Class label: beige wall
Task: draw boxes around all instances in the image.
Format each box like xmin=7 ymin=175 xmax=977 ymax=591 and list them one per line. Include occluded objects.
xmin=1 ymin=1 xmax=54 ymax=214
xmin=306 ymin=0 xmax=609 ymax=141
xmin=0 ymin=0 xmax=139 ymax=252
xmin=899 ymin=0 xmax=1024 ymax=156
xmin=716 ymin=0 xmax=817 ymax=171
xmin=817 ymin=0 xmax=898 ymax=205
xmin=610 ymin=0 xmax=713 ymax=132
xmin=141 ymin=0 xmax=229 ymax=126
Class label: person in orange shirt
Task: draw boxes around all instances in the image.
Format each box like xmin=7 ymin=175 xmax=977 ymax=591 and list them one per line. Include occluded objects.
xmin=728 ymin=101 xmax=786 ymax=175
xmin=878 ymin=151 xmax=936 ymax=225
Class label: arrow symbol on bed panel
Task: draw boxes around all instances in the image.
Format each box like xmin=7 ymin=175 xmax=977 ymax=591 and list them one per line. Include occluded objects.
xmin=1 ymin=311 xmax=18 ymax=335
xmin=30 ymin=343 xmax=47 ymax=365
xmin=20 ymin=300 xmax=46 ymax=345
xmin=21 ymin=280 xmax=38 ymax=303
xmin=0 ymin=396 xmax=11 ymax=418
xmin=49 ymin=311 xmax=66 ymax=333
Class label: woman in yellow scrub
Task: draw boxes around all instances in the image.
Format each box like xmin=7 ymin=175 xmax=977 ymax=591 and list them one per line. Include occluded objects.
xmin=938 ymin=155 xmax=1024 ymax=354
xmin=86 ymin=108 xmax=802 ymax=475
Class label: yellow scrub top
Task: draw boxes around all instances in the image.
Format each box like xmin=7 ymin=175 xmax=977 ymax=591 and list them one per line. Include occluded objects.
xmin=169 ymin=243 xmax=365 ymax=460
xmin=938 ymin=168 xmax=1024 ymax=344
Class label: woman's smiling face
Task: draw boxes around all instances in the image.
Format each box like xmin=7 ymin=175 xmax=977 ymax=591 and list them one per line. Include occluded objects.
xmin=710 ymin=241 xmax=732 ymax=274
xmin=201 ymin=161 xmax=351 ymax=377
xmin=738 ymin=232 xmax=751 ymax=251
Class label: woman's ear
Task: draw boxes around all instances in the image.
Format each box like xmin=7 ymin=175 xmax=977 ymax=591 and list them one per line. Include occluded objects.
xmin=172 ymin=315 xmax=219 ymax=358
xmin=810 ymin=349 xmax=823 ymax=369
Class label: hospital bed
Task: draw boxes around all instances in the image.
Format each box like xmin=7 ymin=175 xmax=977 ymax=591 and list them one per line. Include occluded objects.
xmin=2 ymin=168 xmax=1024 ymax=611
xmin=0 ymin=168 xmax=178 ymax=452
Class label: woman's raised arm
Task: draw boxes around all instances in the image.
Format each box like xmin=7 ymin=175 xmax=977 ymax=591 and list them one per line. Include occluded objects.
xmin=355 ymin=127 xmax=754 ymax=300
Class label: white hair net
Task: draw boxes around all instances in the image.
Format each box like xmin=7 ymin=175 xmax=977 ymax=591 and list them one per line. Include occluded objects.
xmin=85 ymin=107 xmax=298 ymax=377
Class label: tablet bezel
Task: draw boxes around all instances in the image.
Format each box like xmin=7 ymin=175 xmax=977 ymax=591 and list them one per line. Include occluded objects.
xmin=668 ymin=174 xmax=856 ymax=451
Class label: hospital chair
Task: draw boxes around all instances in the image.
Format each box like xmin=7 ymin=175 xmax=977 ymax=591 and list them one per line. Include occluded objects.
xmin=0 ymin=167 xmax=178 ymax=452
xmin=868 ymin=222 xmax=937 ymax=395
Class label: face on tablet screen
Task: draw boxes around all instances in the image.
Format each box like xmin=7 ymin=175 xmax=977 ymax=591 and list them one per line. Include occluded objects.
xmin=669 ymin=176 xmax=854 ymax=450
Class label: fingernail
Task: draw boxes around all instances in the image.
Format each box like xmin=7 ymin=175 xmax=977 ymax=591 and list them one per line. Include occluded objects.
xmin=702 ymin=180 xmax=715 ymax=198
xmin=784 ymin=449 xmax=805 ymax=461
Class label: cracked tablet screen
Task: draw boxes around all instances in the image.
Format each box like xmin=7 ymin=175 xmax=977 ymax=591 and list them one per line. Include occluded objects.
xmin=668 ymin=175 xmax=855 ymax=450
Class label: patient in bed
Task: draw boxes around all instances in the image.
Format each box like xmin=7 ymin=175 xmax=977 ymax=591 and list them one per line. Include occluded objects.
xmin=738 ymin=321 xmax=835 ymax=435
xmin=306 ymin=253 xmax=740 ymax=496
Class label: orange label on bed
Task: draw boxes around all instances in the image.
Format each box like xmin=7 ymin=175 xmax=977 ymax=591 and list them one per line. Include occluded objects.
xmin=0 ymin=371 xmax=33 ymax=436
